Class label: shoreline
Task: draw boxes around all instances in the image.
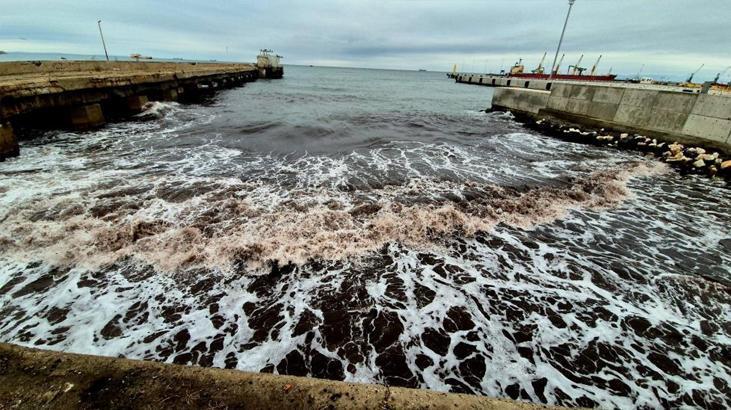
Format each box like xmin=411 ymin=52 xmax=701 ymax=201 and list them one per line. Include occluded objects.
xmin=497 ymin=110 xmax=731 ymax=182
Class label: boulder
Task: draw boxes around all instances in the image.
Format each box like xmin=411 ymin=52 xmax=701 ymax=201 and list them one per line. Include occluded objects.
xmin=668 ymin=142 xmax=683 ymax=155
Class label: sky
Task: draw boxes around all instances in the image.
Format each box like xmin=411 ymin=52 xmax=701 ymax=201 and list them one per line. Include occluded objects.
xmin=1 ymin=0 xmax=730 ymax=81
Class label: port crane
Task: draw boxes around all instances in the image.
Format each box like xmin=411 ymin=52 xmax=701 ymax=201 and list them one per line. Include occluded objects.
xmin=713 ymin=66 xmax=731 ymax=84
xmin=532 ymin=52 xmax=547 ymax=74
xmin=686 ymin=64 xmax=704 ymax=84
xmin=568 ymin=54 xmax=585 ymax=75
xmin=589 ymin=55 xmax=602 ymax=76
xmin=552 ymin=53 xmax=565 ymax=75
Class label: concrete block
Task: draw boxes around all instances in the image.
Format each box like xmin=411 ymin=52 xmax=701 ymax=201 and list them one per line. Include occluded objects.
xmin=517 ymin=91 xmax=550 ymax=113
xmin=546 ymin=96 xmax=569 ymax=111
xmin=614 ymin=103 xmax=653 ymax=127
xmin=492 ymin=88 xmax=549 ymax=114
xmin=691 ymin=94 xmax=731 ymax=120
xmin=69 ymin=103 xmax=105 ymax=129
xmin=654 ymin=92 xmax=697 ymax=113
xmin=527 ymin=80 xmax=550 ymax=91
xmin=592 ymin=87 xmax=625 ymax=105
xmin=645 ymin=110 xmax=689 ymax=133
xmin=564 ymin=98 xmax=591 ymax=115
xmin=619 ymin=89 xmax=659 ymax=107
xmin=127 ymin=95 xmax=149 ymax=112
xmin=682 ymin=114 xmax=731 ymax=144
xmin=587 ymin=101 xmax=621 ymax=121
xmin=567 ymin=85 xmax=595 ymax=101
xmin=551 ymin=83 xmax=573 ymax=99
xmin=0 ymin=121 xmax=19 ymax=159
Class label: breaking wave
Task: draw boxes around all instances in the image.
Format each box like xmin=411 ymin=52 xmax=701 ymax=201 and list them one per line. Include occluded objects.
xmin=0 ymin=160 xmax=667 ymax=273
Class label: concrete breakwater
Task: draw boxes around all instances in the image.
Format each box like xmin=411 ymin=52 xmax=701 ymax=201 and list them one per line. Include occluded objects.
xmin=0 ymin=343 xmax=554 ymax=409
xmin=0 ymin=61 xmax=259 ymax=160
xmin=458 ymin=75 xmax=731 ymax=155
xmin=491 ymin=84 xmax=731 ymax=152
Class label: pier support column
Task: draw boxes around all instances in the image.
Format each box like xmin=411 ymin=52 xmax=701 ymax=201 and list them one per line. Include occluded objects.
xmin=0 ymin=122 xmax=20 ymax=161
xmin=69 ymin=104 xmax=106 ymax=130
xmin=161 ymin=89 xmax=178 ymax=101
xmin=126 ymin=95 xmax=149 ymax=112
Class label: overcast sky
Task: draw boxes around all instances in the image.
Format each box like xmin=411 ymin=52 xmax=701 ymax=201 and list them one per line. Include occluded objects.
xmin=1 ymin=0 xmax=730 ymax=81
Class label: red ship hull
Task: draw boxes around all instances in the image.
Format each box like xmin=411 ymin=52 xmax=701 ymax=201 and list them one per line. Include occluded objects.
xmin=511 ymin=73 xmax=617 ymax=82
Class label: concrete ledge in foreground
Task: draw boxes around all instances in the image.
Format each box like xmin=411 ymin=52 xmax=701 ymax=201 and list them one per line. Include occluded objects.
xmin=0 ymin=343 xmax=558 ymax=409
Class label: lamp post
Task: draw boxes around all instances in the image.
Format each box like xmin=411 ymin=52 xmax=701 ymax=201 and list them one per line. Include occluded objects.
xmin=548 ymin=0 xmax=576 ymax=80
xmin=97 ymin=20 xmax=109 ymax=61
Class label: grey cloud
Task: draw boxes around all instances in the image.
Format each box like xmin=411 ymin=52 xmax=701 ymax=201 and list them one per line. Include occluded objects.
xmin=1 ymin=0 xmax=729 ymax=80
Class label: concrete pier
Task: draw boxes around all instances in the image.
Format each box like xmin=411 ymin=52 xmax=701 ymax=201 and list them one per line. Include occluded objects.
xmin=0 ymin=343 xmax=554 ymax=409
xmin=0 ymin=61 xmax=259 ymax=159
xmin=125 ymin=95 xmax=150 ymax=112
xmin=472 ymin=78 xmax=731 ymax=152
xmin=68 ymin=103 xmax=106 ymax=129
xmin=0 ymin=121 xmax=18 ymax=160
xmin=161 ymin=88 xmax=179 ymax=101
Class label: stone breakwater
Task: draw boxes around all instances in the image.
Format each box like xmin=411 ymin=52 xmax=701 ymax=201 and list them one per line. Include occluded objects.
xmin=509 ymin=113 xmax=731 ymax=181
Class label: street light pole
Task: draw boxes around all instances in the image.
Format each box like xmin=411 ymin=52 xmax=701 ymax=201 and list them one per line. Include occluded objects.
xmin=548 ymin=0 xmax=576 ymax=80
xmin=97 ymin=20 xmax=109 ymax=62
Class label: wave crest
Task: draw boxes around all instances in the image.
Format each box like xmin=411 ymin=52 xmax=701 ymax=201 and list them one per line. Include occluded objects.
xmin=0 ymin=162 xmax=667 ymax=272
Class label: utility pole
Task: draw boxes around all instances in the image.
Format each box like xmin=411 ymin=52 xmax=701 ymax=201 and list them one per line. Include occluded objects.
xmin=548 ymin=0 xmax=576 ymax=80
xmin=97 ymin=20 xmax=109 ymax=62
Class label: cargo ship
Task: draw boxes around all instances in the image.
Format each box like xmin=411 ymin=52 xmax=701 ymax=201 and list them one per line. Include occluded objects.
xmin=507 ymin=55 xmax=616 ymax=82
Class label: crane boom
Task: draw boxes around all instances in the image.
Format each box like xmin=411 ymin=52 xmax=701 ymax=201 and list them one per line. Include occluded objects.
xmin=533 ymin=52 xmax=547 ymax=74
xmin=590 ymin=55 xmax=602 ymax=76
xmin=713 ymin=66 xmax=731 ymax=83
xmin=687 ymin=64 xmax=704 ymax=83
xmin=553 ymin=53 xmax=565 ymax=74
xmin=570 ymin=54 xmax=584 ymax=75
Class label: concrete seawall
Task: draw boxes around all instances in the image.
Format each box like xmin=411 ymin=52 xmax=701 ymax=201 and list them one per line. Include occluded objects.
xmin=0 ymin=61 xmax=259 ymax=160
xmin=0 ymin=343 xmax=556 ymax=409
xmin=488 ymin=82 xmax=731 ymax=152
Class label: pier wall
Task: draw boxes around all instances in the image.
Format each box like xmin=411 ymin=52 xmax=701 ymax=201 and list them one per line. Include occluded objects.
xmin=0 ymin=61 xmax=259 ymax=160
xmin=491 ymin=83 xmax=731 ymax=151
